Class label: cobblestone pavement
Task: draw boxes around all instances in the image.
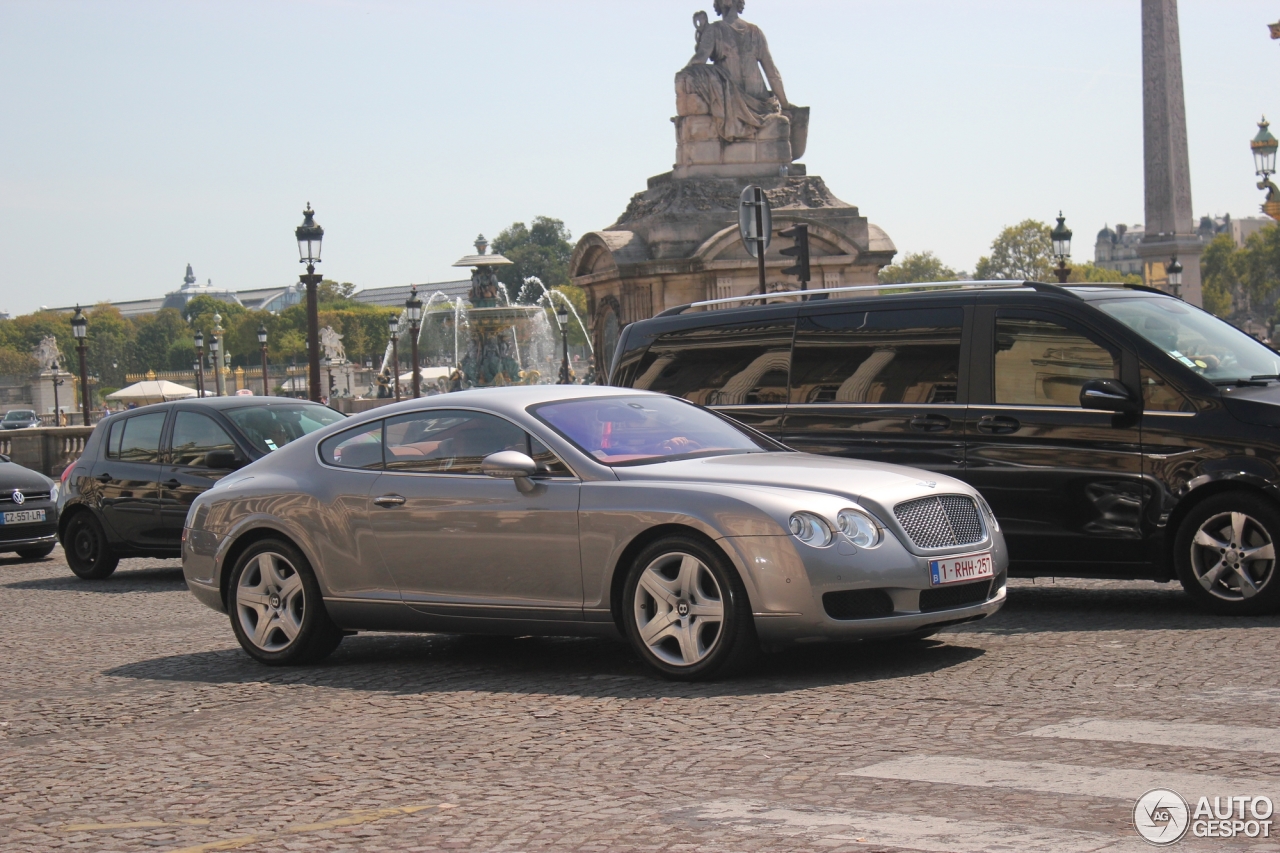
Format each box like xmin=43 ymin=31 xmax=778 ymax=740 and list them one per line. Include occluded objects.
xmin=2 ymin=548 xmax=1279 ymax=853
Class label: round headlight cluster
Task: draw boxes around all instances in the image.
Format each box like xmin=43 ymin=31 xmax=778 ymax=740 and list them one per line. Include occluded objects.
xmin=837 ymin=508 xmax=881 ymax=548
xmin=788 ymin=512 xmax=833 ymax=546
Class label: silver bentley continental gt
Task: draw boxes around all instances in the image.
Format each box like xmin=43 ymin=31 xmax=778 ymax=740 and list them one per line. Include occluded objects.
xmin=182 ymin=386 xmax=1007 ymax=680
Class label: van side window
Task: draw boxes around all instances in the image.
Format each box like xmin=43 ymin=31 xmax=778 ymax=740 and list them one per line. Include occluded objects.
xmin=631 ymin=321 xmax=793 ymax=406
xmin=790 ymin=308 xmax=962 ymax=404
xmin=994 ymin=316 xmax=1117 ymax=407
xmin=1140 ymin=364 xmax=1194 ymax=412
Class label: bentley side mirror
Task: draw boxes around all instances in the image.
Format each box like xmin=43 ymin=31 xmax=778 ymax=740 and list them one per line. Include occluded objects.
xmin=205 ymin=449 xmax=247 ymax=470
xmin=481 ymin=450 xmax=538 ymax=494
xmin=1079 ymin=378 xmax=1137 ymax=413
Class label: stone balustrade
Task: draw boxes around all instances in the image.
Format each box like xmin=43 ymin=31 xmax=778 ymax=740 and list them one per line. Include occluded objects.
xmin=0 ymin=426 xmax=95 ymax=478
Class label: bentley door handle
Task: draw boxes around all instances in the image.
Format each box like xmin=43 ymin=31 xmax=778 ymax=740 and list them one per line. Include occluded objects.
xmin=908 ymin=414 xmax=951 ymax=432
xmin=374 ymin=494 xmax=406 ymax=508
xmin=976 ymin=415 xmax=1021 ymax=435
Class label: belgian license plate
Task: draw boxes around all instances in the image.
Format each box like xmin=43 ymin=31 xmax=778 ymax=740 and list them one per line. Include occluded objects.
xmin=1 ymin=509 xmax=46 ymax=525
xmin=930 ymin=551 xmax=993 ymax=586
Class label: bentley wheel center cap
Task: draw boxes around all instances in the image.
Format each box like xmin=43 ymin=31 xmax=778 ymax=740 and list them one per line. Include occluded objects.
xmin=269 ymin=593 xmax=281 ymax=608
xmin=677 ymin=601 xmax=689 ymax=617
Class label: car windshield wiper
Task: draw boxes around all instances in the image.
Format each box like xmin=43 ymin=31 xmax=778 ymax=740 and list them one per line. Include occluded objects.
xmin=1212 ymin=375 xmax=1280 ymax=387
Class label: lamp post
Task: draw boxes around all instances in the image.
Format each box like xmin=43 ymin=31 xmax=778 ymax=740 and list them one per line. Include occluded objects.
xmin=193 ymin=330 xmax=205 ymax=397
xmin=50 ymin=361 xmax=62 ymax=425
xmin=295 ymin=203 xmax=325 ymax=402
xmin=1050 ymin=212 xmax=1073 ymax=283
xmin=71 ymin=305 xmax=89 ymax=424
xmin=388 ymin=313 xmax=401 ymax=402
xmin=405 ymin=287 xmax=423 ymax=398
xmin=556 ymin=300 xmax=571 ymax=384
xmin=322 ymin=357 xmax=334 ymax=401
xmin=1166 ymin=256 xmax=1184 ymax=300
xmin=209 ymin=314 xmax=224 ymax=397
xmin=257 ymin=324 xmax=269 ymax=396
xmin=1253 ymin=118 xmax=1280 ymax=220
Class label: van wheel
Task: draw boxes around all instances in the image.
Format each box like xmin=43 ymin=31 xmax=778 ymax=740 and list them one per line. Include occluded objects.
xmin=622 ymin=535 xmax=757 ymax=681
xmin=1175 ymin=493 xmax=1280 ymax=615
xmin=63 ymin=513 xmax=119 ymax=579
xmin=228 ymin=538 xmax=343 ymax=665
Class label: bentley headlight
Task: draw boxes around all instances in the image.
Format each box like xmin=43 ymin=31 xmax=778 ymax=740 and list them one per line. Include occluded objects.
xmin=974 ymin=493 xmax=1000 ymax=533
xmin=837 ymin=508 xmax=881 ymax=548
xmin=788 ymin=512 xmax=833 ymax=547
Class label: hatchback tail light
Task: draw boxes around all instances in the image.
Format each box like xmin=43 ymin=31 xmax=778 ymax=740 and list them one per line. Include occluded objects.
xmin=60 ymin=460 xmax=77 ymax=484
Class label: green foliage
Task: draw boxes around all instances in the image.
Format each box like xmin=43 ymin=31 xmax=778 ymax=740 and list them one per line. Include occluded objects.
xmin=1064 ymin=263 xmax=1142 ymax=286
xmin=878 ymin=251 xmax=963 ymax=284
xmin=317 ymin=279 xmax=358 ymax=306
xmin=491 ymin=217 xmax=575 ymax=302
xmin=549 ymin=285 xmax=590 ymax=348
xmin=1200 ymin=233 xmax=1239 ymax=318
xmin=0 ymin=347 xmax=36 ymax=377
xmin=974 ymin=220 xmax=1056 ymax=282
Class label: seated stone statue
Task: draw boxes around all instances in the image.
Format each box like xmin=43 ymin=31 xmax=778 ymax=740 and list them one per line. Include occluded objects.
xmin=673 ymin=1 xmax=807 ymax=175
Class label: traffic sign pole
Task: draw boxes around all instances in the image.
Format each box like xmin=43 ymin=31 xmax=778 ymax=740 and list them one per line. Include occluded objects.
xmin=754 ymin=187 xmax=767 ymax=294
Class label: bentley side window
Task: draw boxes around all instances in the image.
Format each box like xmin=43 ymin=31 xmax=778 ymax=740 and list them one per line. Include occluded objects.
xmin=320 ymin=423 xmax=385 ymax=470
xmin=384 ymin=410 xmax=529 ymax=475
xmin=994 ymin=316 xmax=1117 ymax=407
xmin=790 ymin=308 xmax=962 ymax=404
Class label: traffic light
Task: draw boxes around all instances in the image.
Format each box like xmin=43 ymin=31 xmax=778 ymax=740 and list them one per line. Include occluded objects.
xmin=779 ymin=224 xmax=810 ymax=285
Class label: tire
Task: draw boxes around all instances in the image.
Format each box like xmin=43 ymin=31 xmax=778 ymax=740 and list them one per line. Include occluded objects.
xmin=227 ymin=538 xmax=343 ymax=665
xmin=621 ymin=535 xmax=757 ymax=681
xmin=16 ymin=544 xmax=55 ymax=561
xmin=1174 ymin=492 xmax=1280 ymax=616
xmin=62 ymin=513 xmax=119 ymax=580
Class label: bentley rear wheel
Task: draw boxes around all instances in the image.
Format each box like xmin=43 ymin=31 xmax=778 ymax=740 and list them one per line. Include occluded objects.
xmin=622 ymin=535 xmax=756 ymax=681
xmin=228 ymin=538 xmax=343 ymax=665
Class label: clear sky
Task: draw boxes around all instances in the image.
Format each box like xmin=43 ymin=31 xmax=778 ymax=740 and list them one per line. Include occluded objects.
xmin=0 ymin=0 xmax=1275 ymax=315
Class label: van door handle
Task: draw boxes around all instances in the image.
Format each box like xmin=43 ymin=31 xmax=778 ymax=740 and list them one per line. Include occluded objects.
xmin=977 ymin=415 xmax=1021 ymax=435
xmin=164 ymin=479 xmax=181 ymax=489
xmin=908 ymin=414 xmax=951 ymax=432
xmin=374 ymin=494 xmax=406 ymax=508
xmin=96 ymin=472 xmax=113 ymax=483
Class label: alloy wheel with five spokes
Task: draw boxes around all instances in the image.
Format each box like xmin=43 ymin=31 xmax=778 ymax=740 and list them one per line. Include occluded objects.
xmin=227 ymin=538 xmax=344 ymax=665
xmin=1176 ymin=493 xmax=1280 ymax=615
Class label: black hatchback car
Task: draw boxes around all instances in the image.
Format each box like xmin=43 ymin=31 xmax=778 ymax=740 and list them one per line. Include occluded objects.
xmin=58 ymin=397 xmax=344 ymax=579
xmin=610 ymin=281 xmax=1280 ymax=615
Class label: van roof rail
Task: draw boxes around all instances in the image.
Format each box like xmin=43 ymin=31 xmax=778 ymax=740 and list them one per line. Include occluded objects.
xmin=655 ymin=279 xmax=1047 ymax=317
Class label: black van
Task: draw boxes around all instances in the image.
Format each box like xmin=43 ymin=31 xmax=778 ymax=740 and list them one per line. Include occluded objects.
xmin=610 ymin=281 xmax=1280 ymax=615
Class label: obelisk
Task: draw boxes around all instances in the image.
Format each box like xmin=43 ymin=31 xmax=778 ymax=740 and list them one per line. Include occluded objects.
xmin=1138 ymin=0 xmax=1202 ymax=306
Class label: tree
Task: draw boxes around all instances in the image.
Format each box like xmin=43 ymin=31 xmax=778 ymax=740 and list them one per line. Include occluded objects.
xmin=878 ymin=251 xmax=963 ymax=284
xmin=974 ymin=220 xmax=1056 ymax=281
xmin=1200 ymin=233 xmax=1239 ymax=318
xmin=1064 ymin=263 xmax=1142 ymax=286
xmin=491 ymin=217 xmax=575 ymax=302
xmin=317 ymin=279 xmax=357 ymax=306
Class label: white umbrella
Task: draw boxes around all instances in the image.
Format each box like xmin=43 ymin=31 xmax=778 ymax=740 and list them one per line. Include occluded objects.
xmin=106 ymin=380 xmax=199 ymax=405
xmin=398 ymin=367 xmax=454 ymax=384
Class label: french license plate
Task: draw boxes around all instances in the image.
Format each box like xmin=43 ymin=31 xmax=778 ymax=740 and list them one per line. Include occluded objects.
xmin=1 ymin=509 xmax=46 ymax=525
xmin=930 ymin=551 xmax=993 ymax=586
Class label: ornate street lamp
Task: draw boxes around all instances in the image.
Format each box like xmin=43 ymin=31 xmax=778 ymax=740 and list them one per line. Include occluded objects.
xmin=209 ymin=314 xmax=224 ymax=397
xmin=555 ymin=300 xmax=571 ymax=384
xmin=71 ymin=305 xmax=89 ymax=424
xmin=193 ymin=329 xmax=205 ymax=397
xmin=388 ymin=313 xmax=401 ymax=402
xmin=1050 ymin=212 xmax=1073 ymax=284
xmin=1166 ymin=256 xmax=1184 ymax=300
xmin=405 ymin=286 xmax=423 ymax=398
xmin=50 ymin=360 xmax=63 ymax=425
xmin=257 ymin=323 xmax=270 ymax=396
xmin=295 ymin=203 xmax=325 ymax=402
xmin=1253 ymin=118 xmax=1280 ymax=220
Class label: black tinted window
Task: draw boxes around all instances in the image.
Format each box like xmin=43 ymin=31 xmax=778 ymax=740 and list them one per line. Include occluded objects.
xmin=171 ymin=412 xmax=237 ymax=467
xmin=994 ymin=316 xmax=1116 ymax=406
xmin=632 ymin=320 xmax=793 ymax=406
xmin=790 ymin=308 xmax=962 ymax=404
xmin=114 ymin=412 xmax=167 ymax=464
